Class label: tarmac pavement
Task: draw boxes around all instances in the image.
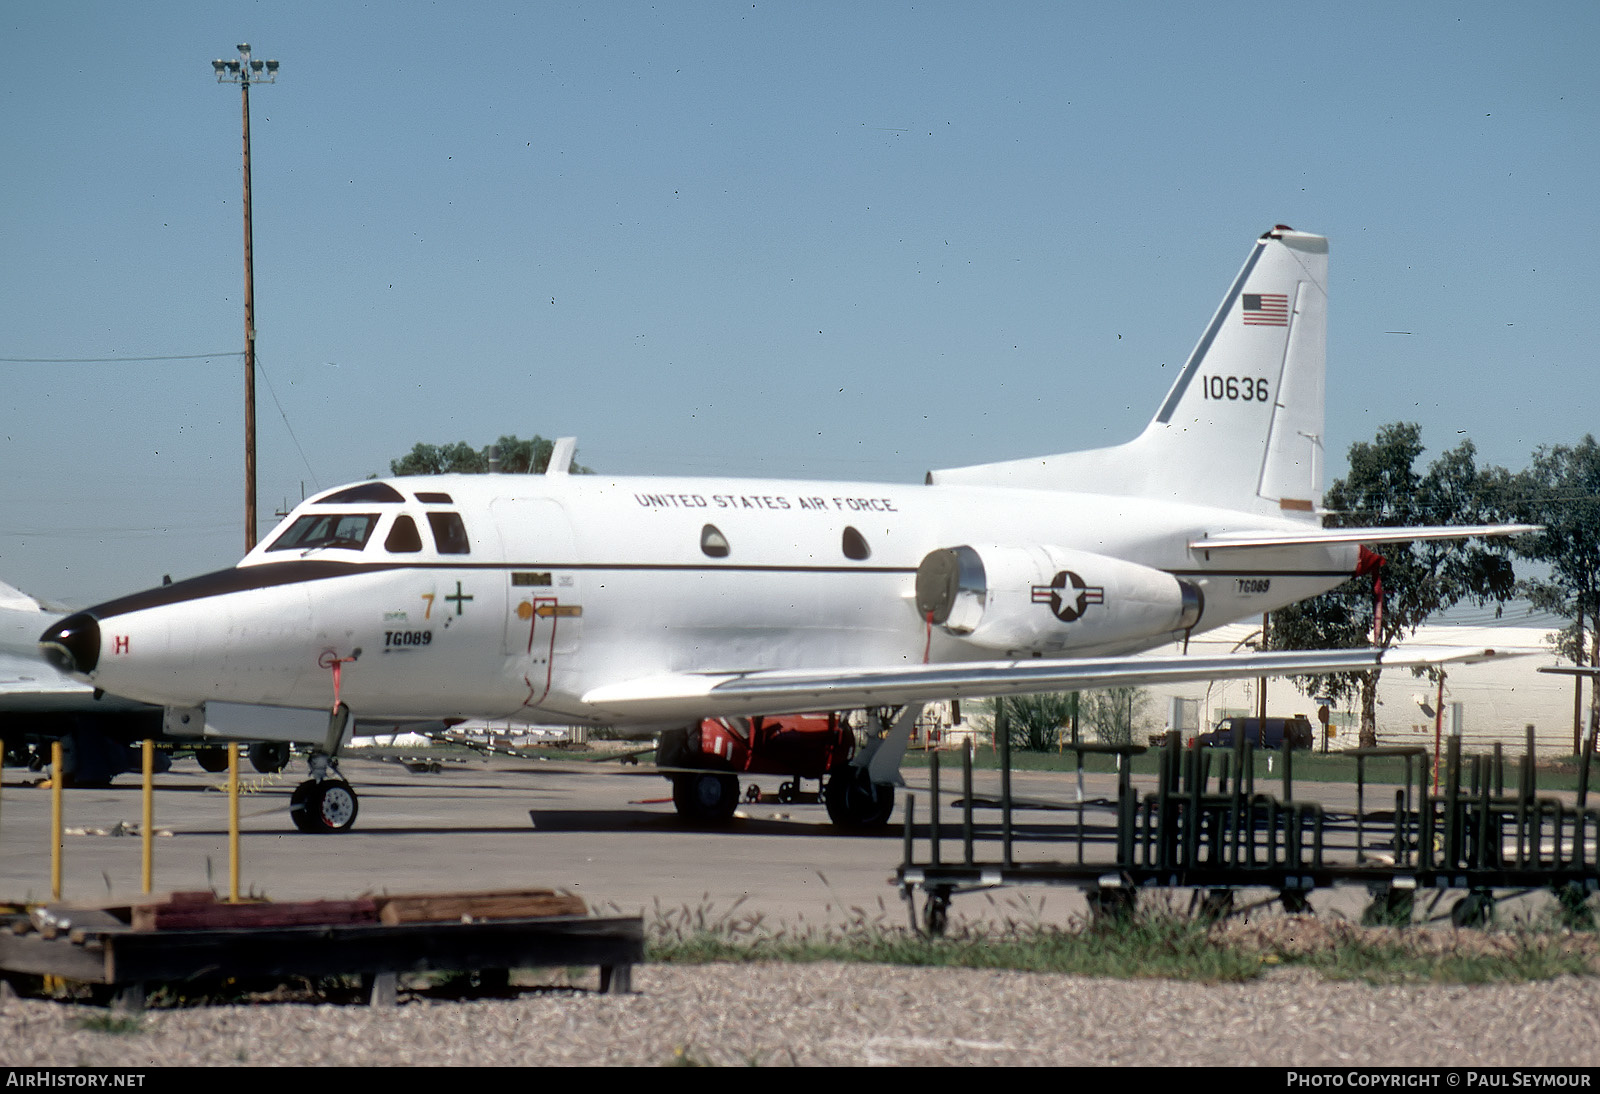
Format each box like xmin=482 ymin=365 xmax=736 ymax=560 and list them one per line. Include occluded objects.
xmin=0 ymin=753 xmax=1571 ymax=928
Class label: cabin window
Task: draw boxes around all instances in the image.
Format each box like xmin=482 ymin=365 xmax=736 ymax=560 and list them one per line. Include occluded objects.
xmin=314 ymin=482 xmax=404 ymax=504
xmin=427 ymin=511 xmax=472 ymax=555
xmin=415 ymin=491 xmax=453 ymax=504
xmin=700 ymin=523 xmax=730 ymax=558
xmin=384 ymin=514 xmax=424 ymax=553
xmin=842 ymin=526 xmax=871 ymax=560
xmin=266 ymin=513 xmax=379 ymax=553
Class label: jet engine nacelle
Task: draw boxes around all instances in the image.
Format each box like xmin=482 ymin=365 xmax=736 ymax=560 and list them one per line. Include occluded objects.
xmin=914 ymin=544 xmax=1204 ymax=654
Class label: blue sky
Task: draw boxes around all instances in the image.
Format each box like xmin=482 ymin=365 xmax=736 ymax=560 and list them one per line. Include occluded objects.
xmin=2 ymin=2 xmax=1596 ymax=603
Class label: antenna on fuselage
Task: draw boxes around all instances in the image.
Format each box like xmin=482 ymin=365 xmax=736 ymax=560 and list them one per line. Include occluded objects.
xmin=546 ymin=437 xmax=577 ymax=476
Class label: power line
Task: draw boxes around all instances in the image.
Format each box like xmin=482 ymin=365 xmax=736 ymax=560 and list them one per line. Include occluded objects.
xmin=0 ymin=351 xmax=242 ymax=363
xmin=253 ymin=351 xmax=321 ymax=491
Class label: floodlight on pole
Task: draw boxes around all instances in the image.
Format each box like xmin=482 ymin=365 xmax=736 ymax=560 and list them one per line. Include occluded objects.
xmin=212 ymin=43 xmax=278 ymax=551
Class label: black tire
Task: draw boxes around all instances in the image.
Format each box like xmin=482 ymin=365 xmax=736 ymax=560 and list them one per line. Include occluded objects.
xmin=289 ymin=780 xmax=319 ymax=832
xmin=672 ymin=770 xmax=739 ymax=823
xmin=195 ymin=748 xmax=230 ymax=773
xmin=248 ymin=741 xmax=291 ymax=774
xmin=824 ymin=768 xmax=895 ymax=828
xmin=289 ymin=779 xmax=360 ymax=833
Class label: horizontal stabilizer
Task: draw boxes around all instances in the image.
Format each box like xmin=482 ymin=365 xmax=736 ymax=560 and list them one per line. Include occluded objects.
xmin=583 ymin=646 xmax=1523 ymax=722
xmin=1189 ymin=523 xmax=1541 ymax=551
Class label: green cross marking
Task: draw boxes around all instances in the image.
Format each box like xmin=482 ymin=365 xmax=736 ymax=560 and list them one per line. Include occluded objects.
xmin=445 ymin=580 xmax=474 ymax=616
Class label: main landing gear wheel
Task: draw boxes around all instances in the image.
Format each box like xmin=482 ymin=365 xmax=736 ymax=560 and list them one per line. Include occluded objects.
xmin=195 ymin=748 xmax=229 ymax=773
xmin=672 ymin=770 xmax=740 ymax=824
xmin=248 ymin=741 xmax=291 ymax=774
xmin=289 ymin=779 xmax=360 ymax=833
xmin=825 ymin=768 xmax=895 ymax=829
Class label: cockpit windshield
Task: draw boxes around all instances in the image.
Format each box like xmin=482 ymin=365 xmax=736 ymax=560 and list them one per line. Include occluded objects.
xmin=265 ymin=512 xmax=380 ymax=553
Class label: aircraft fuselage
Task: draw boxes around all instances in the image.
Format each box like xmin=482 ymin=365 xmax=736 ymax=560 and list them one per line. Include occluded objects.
xmin=46 ymin=472 xmax=1353 ymax=726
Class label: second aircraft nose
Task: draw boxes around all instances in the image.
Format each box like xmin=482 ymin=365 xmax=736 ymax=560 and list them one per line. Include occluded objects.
xmin=39 ymin=612 xmax=101 ymax=676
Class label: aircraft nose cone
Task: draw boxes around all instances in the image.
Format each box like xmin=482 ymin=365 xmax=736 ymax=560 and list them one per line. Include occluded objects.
xmin=40 ymin=612 xmax=101 ymax=676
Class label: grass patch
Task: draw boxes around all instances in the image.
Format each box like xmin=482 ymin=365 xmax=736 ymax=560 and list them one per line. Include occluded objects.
xmin=647 ymin=898 xmax=1600 ymax=985
xmin=649 ymin=898 xmax=1275 ymax=982
xmin=1295 ymin=936 xmax=1593 ymax=984
xmin=651 ymin=920 xmax=1258 ymax=982
xmin=1224 ymin=917 xmax=1600 ymax=984
xmin=77 ymin=1013 xmax=145 ymax=1035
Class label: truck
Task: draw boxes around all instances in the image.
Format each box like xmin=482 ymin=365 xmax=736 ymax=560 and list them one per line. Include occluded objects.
xmin=1195 ymin=715 xmax=1315 ymax=751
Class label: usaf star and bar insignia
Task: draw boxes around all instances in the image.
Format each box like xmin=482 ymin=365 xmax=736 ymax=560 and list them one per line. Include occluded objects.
xmin=1030 ymin=570 xmax=1105 ymax=623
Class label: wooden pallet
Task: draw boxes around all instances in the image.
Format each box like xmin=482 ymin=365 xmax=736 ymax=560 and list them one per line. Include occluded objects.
xmin=1 ymin=890 xmax=640 ymax=1009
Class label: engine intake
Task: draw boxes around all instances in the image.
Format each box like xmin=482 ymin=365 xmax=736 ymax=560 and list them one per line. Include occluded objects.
xmin=915 ymin=544 xmax=1203 ymax=654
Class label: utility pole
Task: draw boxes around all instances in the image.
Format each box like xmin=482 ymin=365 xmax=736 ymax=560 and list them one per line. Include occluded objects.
xmin=212 ymin=44 xmax=279 ymax=550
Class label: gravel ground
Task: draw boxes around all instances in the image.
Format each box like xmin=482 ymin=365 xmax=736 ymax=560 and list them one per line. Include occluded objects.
xmin=5 ymin=960 xmax=1600 ymax=1067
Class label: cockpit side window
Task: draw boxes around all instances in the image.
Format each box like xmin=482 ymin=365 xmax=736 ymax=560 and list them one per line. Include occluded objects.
xmin=384 ymin=514 xmax=424 ymax=553
xmin=426 ymin=511 xmax=471 ymax=555
xmin=266 ymin=513 xmax=379 ymax=553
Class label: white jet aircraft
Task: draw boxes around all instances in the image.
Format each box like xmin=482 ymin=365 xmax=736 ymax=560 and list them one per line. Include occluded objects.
xmin=39 ymin=226 xmax=1531 ymax=831
xmin=0 ymin=580 xmax=306 ymax=780
xmin=0 ymin=580 xmax=167 ymax=781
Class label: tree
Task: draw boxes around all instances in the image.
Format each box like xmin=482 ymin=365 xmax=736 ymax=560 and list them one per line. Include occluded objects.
xmin=983 ymin=693 xmax=1076 ymax=751
xmin=1509 ymin=436 xmax=1600 ymax=748
xmin=388 ymin=434 xmax=591 ymax=477
xmin=1268 ymin=424 xmax=1517 ymax=747
xmin=981 ymin=688 xmax=1151 ymax=749
xmin=1078 ymin=686 xmax=1153 ymax=746
xmin=389 ymin=441 xmax=487 ymax=476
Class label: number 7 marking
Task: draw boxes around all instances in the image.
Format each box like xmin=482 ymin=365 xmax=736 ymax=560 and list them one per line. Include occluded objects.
xmin=421 ymin=593 xmax=435 ymax=620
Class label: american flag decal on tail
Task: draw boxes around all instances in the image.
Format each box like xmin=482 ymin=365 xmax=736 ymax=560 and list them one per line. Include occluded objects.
xmin=1241 ymin=292 xmax=1289 ymax=326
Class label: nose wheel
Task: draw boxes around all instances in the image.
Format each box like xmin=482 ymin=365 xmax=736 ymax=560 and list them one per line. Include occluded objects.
xmin=289 ymin=778 xmax=360 ymax=833
xmin=288 ymin=700 xmax=359 ymax=833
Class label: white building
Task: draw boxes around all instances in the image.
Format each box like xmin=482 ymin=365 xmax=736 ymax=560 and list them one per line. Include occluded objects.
xmin=1142 ymin=620 xmax=1587 ymax=758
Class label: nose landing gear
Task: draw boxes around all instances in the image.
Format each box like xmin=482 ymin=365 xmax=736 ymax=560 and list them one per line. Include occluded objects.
xmin=289 ymin=777 xmax=360 ymax=833
xmin=288 ymin=701 xmax=360 ymax=834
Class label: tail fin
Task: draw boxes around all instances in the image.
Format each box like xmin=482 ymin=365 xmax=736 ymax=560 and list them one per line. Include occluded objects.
xmin=929 ymin=226 xmax=1328 ymax=519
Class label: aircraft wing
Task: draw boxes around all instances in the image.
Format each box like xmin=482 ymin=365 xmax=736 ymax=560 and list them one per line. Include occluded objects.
xmin=1189 ymin=524 xmax=1540 ymax=551
xmin=581 ymin=646 xmax=1521 ymax=722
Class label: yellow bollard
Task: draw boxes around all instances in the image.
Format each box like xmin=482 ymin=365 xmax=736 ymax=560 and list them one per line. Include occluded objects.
xmin=228 ymin=742 xmax=240 ymax=902
xmin=50 ymin=740 xmax=63 ymax=901
xmin=141 ymin=739 xmax=155 ymax=894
